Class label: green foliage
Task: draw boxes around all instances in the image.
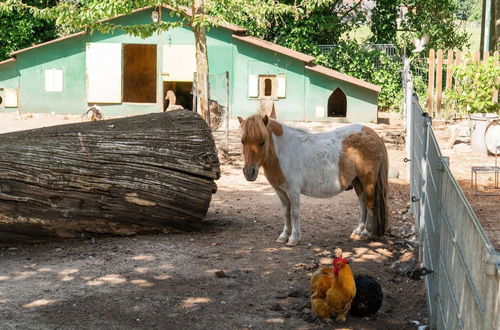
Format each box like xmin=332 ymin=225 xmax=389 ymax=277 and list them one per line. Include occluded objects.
xmin=316 ymin=41 xmax=403 ymax=112
xmin=400 ymin=0 xmax=470 ymax=52
xmin=0 ymin=0 xmax=58 ymax=61
xmin=209 ymin=0 xmax=366 ymax=55
xmin=445 ymin=55 xmax=500 ymax=117
xmin=370 ymin=0 xmax=399 ymax=44
xmin=455 ymin=0 xmax=482 ymax=21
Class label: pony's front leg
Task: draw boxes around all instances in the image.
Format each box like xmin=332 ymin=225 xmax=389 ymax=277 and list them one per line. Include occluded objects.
xmin=275 ymin=190 xmax=291 ymax=243
xmin=287 ymin=193 xmax=301 ymax=246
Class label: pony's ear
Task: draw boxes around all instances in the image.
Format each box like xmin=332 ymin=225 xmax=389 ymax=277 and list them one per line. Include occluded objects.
xmin=262 ymin=115 xmax=269 ymax=126
xmin=238 ymin=117 xmax=244 ymax=124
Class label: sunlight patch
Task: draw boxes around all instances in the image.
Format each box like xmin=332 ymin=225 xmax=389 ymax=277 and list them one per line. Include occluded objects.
xmin=37 ymin=267 xmax=52 ymax=272
xmin=181 ymin=297 xmax=211 ymax=309
xmin=22 ymin=299 xmax=56 ymax=308
xmin=87 ymin=274 xmax=127 ymax=286
xmin=266 ymin=318 xmax=284 ymax=323
xmin=158 ymin=263 xmax=174 ymax=270
xmin=13 ymin=271 xmax=36 ymax=280
xmin=58 ymin=268 xmax=79 ymax=276
xmin=131 ymin=279 xmax=154 ymax=287
xmin=0 ymin=299 xmax=9 ymax=304
xmin=134 ymin=267 xmax=150 ymax=274
xmin=154 ymin=275 xmax=172 ymax=280
xmin=132 ymin=255 xmax=155 ymax=261
xmin=0 ymin=276 xmax=9 ymax=281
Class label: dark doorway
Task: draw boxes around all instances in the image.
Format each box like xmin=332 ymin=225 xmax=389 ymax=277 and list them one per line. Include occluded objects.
xmin=123 ymin=44 xmax=157 ymax=103
xmin=163 ymin=81 xmax=193 ymax=110
xmin=327 ymin=87 xmax=347 ymax=117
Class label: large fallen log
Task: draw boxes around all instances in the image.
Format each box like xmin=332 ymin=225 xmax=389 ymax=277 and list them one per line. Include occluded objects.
xmin=0 ymin=110 xmax=220 ymax=242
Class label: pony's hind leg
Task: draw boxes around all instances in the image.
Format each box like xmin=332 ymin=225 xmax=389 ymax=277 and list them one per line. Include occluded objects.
xmin=275 ymin=189 xmax=291 ymax=243
xmin=360 ymin=182 xmax=376 ymax=238
xmin=350 ymin=181 xmax=367 ymax=239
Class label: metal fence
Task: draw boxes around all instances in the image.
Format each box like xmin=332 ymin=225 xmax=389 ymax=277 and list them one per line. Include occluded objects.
xmin=406 ymin=88 xmax=499 ymax=329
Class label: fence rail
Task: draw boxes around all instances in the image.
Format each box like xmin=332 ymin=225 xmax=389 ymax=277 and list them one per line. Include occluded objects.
xmin=407 ymin=91 xmax=499 ymax=329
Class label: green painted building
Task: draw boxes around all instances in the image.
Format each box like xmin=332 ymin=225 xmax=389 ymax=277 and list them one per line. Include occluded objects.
xmin=0 ymin=5 xmax=380 ymax=122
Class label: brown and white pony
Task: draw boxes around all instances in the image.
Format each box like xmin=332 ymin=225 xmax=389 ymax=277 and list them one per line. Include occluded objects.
xmin=238 ymin=115 xmax=388 ymax=246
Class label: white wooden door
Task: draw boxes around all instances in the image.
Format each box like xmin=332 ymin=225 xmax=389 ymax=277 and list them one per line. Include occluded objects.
xmin=162 ymin=45 xmax=196 ymax=82
xmin=86 ymin=43 xmax=122 ymax=103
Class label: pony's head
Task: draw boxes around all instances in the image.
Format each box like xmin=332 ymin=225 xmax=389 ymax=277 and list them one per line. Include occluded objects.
xmin=238 ymin=115 xmax=272 ymax=181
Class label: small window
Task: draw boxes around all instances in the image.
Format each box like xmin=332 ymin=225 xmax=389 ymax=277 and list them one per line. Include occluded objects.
xmin=45 ymin=69 xmax=63 ymax=92
xmin=248 ymin=74 xmax=286 ymax=99
xmin=264 ymin=78 xmax=272 ymax=96
xmin=258 ymin=75 xmax=276 ymax=99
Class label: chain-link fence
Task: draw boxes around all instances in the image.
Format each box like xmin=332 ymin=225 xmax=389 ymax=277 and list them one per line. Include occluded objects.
xmin=406 ymin=78 xmax=499 ymax=329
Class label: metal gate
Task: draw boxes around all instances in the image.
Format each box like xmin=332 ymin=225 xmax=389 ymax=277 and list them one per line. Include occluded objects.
xmin=406 ymin=89 xmax=499 ymax=329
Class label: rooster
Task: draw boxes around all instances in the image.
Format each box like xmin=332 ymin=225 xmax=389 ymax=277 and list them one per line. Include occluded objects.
xmin=310 ymin=256 xmax=356 ymax=322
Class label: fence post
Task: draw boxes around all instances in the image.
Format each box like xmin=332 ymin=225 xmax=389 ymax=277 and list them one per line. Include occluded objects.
xmin=436 ymin=49 xmax=443 ymax=118
xmin=427 ymin=49 xmax=435 ymax=117
xmin=482 ymin=252 xmax=500 ymax=330
xmin=417 ymin=112 xmax=432 ymax=263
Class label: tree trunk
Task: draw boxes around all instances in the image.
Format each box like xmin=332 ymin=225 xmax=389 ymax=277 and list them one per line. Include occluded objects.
xmin=0 ymin=110 xmax=220 ymax=242
xmin=192 ymin=0 xmax=210 ymax=123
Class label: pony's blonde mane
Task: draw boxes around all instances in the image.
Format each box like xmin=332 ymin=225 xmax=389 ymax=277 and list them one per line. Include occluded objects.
xmin=240 ymin=115 xmax=269 ymax=142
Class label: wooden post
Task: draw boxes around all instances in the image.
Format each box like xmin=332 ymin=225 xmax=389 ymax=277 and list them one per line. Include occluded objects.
xmin=493 ymin=51 xmax=499 ymax=102
xmin=474 ymin=50 xmax=481 ymax=62
xmin=483 ymin=50 xmax=490 ymax=62
xmin=436 ymin=49 xmax=443 ymax=118
xmin=445 ymin=50 xmax=454 ymax=117
xmin=427 ymin=49 xmax=435 ymax=117
xmin=454 ymin=51 xmax=462 ymax=98
xmin=225 ymin=71 xmax=230 ymax=153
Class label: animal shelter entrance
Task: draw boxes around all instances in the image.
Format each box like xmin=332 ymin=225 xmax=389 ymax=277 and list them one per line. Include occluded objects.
xmin=163 ymin=82 xmax=193 ymax=110
xmin=123 ymin=44 xmax=157 ymax=103
xmin=327 ymin=87 xmax=347 ymax=117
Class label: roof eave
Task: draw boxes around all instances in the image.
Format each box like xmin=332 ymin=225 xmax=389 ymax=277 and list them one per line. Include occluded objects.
xmin=0 ymin=58 xmax=16 ymax=66
xmin=305 ymin=64 xmax=381 ymax=93
xmin=232 ymin=34 xmax=314 ymax=63
xmin=10 ymin=31 xmax=87 ymax=56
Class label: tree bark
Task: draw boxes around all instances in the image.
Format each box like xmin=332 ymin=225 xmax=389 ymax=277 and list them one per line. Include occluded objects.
xmin=191 ymin=0 xmax=210 ymax=123
xmin=0 ymin=110 xmax=220 ymax=242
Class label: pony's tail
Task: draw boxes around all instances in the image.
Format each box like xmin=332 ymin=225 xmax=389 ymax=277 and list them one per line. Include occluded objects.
xmin=373 ymin=142 xmax=388 ymax=236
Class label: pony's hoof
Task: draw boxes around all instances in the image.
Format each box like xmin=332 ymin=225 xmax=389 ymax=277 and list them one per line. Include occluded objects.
xmin=350 ymin=232 xmax=362 ymax=240
xmin=286 ymin=239 xmax=299 ymax=247
xmin=358 ymin=230 xmax=373 ymax=240
xmin=276 ymin=237 xmax=288 ymax=243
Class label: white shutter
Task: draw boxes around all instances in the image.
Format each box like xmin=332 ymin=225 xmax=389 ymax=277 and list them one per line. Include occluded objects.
xmin=53 ymin=69 xmax=63 ymax=92
xmin=5 ymin=88 xmax=17 ymax=107
xmin=86 ymin=43 xmax=122 ymax=103
xmin=248 ymin=74 xmax=258 ymax=98
xmin=162 ymin=45 xmax=196 ymax=81
xmin=45 ymin=69 xmax=63 ymax=92
xmin=45 ymin=69 xmax=54 ymax=92
xmin=276 ymin=74 xmax=286 ymax=98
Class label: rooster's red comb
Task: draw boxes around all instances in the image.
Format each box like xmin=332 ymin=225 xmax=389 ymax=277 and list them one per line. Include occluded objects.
xmin=333 ymin=257 xmax=349 ymax=264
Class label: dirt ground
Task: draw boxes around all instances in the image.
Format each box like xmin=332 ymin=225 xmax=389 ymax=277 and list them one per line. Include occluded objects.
xmin=0 ymin=110 xmax=494 ymax=329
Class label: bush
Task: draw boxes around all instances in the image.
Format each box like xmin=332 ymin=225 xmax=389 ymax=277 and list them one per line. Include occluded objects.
xmin=445 ymin=55 xmax=500 ymax=118
xmin=315 ymin=41 xmax=403 ymax=112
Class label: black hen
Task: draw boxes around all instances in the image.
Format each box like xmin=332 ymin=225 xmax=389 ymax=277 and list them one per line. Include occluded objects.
xmin=350 ymin=274 xmax=383 ymax=317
